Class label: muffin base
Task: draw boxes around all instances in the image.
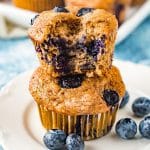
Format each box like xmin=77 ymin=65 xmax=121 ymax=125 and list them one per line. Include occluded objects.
xmin=38 ymin=104 xmax=118 ymax=140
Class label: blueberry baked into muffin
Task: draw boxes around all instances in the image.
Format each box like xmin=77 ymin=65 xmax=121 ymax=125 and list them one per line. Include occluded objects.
xmin=29 ymin=66 xmax=125 ymax=140
xmin=28 ymin=6 xmax=118 ymax=77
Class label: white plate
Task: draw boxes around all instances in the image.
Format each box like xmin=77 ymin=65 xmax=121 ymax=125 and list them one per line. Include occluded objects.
xmin=0 ymin=1 xmax=150 ymax=42
xmin=0 ymin=60 xmax=150 ymax=150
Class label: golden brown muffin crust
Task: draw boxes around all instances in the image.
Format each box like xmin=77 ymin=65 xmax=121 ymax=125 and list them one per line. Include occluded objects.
xmin=28 ymin=7 xmax=118 ymax=43
xmin=29 ymin=66 xmax=125 ymax=115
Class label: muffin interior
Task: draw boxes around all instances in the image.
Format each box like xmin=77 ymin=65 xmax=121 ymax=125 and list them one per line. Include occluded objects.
xmin=35 ymin=15 xmax=108 ymax=75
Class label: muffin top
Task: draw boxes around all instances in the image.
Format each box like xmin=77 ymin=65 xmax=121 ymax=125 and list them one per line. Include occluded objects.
xmin=29 ymin=66 xmax=125 ymax=115
xmin=28 ymin=6 xmax=118 ymax=43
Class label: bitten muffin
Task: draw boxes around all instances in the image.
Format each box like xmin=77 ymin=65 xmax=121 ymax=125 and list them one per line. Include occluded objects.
xmin=28 ymin=7 xmax=118 ymax=78
xmin=29 ymin=66 xmax=125 ymax=140
xmin=64 ymin=0 xmax=131 ymax=26
xmin=12 ymin=0 xmax=64 ymax=12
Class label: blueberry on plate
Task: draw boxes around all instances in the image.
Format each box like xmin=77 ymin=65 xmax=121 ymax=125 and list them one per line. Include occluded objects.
xmin=53 ymin=6 xmax=69 ymax=13
xmin=132 ymin=97 xmax=150 ymax=117
xmin=66 ymin=134 xmax=84 ymax=150
xmin=58 ymin=74 xmax=84 ymax=89
xmin=119 ymin=91 xmax=130 ymax=109
xmin=103 ymin=90 xmax=119 ymax=106
xmin=139 ymin=116 xmax=150 ymax=139
xmin=43 ymin=129 xmax=66 ymax=150
xmin=76 ymin=8 xmax=94 ymax=17
xmin=115 ymin=118 xmax=137 ymax=139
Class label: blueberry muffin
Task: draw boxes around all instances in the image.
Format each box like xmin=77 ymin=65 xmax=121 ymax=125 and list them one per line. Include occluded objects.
xmin=12 ymin=0 xmax=64 ymax=12
xmin=131 ymin=0 xmax=145 ymax=6
xmin=65 ymin=0 xmax=115 ymax=11
xmin=29 ymin=66 xmax=125 ymax=140
xmin=114 ymin=0 xmax=131 ymax=26
xmin=28 ymin=7 xmax=118 ymax=78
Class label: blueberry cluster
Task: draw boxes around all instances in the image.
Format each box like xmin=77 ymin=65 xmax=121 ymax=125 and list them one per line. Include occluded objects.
xmin=43 ymin=129 xmax=84 ymax=150
xmin=115 ymin=92 xmax=150 ymax=140
xmin=116 ymin=116 xmax=150 ymax=139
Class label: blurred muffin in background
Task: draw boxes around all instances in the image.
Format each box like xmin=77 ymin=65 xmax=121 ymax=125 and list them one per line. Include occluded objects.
xmin=65 ymin=0 xmax=115 ymax=12
xmin=115 ymin=0 xmax=131 ymax=26
xmin=12 ymin=0 xmax=64 ymax=12
xmin=131 ymin=0 xmax=145 ymax=6
xmin=64 ymin=0 xmax=131 ymax=26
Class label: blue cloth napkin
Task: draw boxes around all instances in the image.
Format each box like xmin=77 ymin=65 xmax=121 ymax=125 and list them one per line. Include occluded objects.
xmin=115 ymin=16 xmax=150 ymax=65
xmin=0 ymin=16 xmax=150 ymax=90
xmin=0 ymin=146 xmax=3 ymax=150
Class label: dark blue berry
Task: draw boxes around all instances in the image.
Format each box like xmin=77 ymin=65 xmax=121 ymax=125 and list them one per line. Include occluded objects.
xmin=43 ymin=129 xmax=66 ymax=150
xmin=119 ymin=91 xmax=130 ymax=109
xmin=66 ymin=134 xmax=84 ymax=150
xmin=115 ymin=118 xmax=137 ymax=139
xmin=53 ymin=6 xmax=69 ymax=13
xmin=76 ymin=8 xmax=94 ymax=17
xmin=53 ymin=38 xmax=68 ymax=53
xmin=58 ymin=74 xmax=84 ymax=89
xmin=132 ymin=97 xmax=150 ymax=117
xmin=52 ymin=54 xmax=70 ymax=74
xmin=87 ymin=39 xmax=105 ymax=60
xmin=103 ymin=90 xmax=119 ymax=106
xmin=139 ymin=116 xmax=150 ymax=139
xmin=31 ymin=14 xmax=39 ymax=25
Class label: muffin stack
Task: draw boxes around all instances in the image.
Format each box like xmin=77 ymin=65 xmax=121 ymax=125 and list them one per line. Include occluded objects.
xmin=28 ymin=6 xmax=125 ymax=140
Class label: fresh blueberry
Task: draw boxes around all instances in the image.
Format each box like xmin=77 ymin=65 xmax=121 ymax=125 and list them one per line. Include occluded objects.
xmin=30 ymin=14 xmax=39 ymax=25
xmin=103 ymin=90 xmax=119 ymax=106
xmin=76 ymin=8 xmax=94 ymax=17
xmin=53 ymin=6 xmax=69 ymax=13
xmin=66 ymin=134 xmax=84 ymax=150
xmin=119 ymin=91 xmax=130 ymax=109
xmin=139 ymin=116 xmax=150 ymax=139
xmin=115 ymin=118 xmax=137 ymax=139
xmin=43 ymin=129 xmax=66 ymax=150
xmin=132 ymin=97 xmax=150 ymax=117
xmin=58 ymin=74 xmax=84 ymax=89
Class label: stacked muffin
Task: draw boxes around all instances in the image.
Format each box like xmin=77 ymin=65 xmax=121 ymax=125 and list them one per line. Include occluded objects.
xmin=28 ymin=6 xmax=125 ymax=140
